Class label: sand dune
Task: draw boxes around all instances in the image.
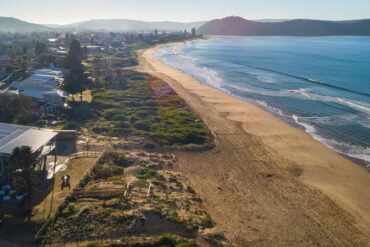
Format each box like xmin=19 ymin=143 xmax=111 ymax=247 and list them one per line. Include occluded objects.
xmin=136 ymin=43 xmax=370 ymax=246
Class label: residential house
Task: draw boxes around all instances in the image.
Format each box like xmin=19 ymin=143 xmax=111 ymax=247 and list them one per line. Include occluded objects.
xmin=8 ymin=68 xmax=68 ymax=107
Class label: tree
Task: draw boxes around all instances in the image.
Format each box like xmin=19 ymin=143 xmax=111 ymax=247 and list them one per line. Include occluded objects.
xmin=63 ymin=64 xmax=86 ymax=95
xmin=63 ymin=39 xmax=86 ymax=95
xmin=37 ymin=53 xmax=56 ymax=67
xmin=34 ymin=41 xmax=47 ymax=56
xmin=20 ymin=61 xmax=28 ymax=79
xmin=7 ymin=45 xmax=16 ymax=59
xmin=191 ymin=27 xmax=197 ymax=37
xmin=64 ymin=39 xmax=83 ymax=69
xmin=0 ymin=94 xmax=41 ymax=124
xmin=8 ymin=146 xmax=38 ymax=199
xmin=82 ymin=46 xmax=88 ymax=58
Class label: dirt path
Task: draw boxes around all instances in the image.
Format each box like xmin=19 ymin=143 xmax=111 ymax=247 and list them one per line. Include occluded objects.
xmin=135 ymin=47 xmax=370 ymax=246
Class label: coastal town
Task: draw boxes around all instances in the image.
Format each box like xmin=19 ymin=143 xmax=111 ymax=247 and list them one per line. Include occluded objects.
xmin=0 ymin=29 xmax=227 ymax=246
xmin=1 ymin=1 xmax=370 ymax=247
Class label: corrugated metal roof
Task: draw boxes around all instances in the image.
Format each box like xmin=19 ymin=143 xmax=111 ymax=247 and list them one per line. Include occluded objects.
xmin=0 ymin=123 xmax=57 ymax=155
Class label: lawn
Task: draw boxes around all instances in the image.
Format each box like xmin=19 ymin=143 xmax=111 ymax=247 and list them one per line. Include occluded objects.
xmin=68 ymin=90 xmax=93 ymax=103
xmin=32 ymin=157 xmax=98 ymax=223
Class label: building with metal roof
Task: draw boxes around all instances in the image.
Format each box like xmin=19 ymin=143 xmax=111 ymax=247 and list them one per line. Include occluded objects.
xmin=0 ymin=123 xmax=58 ymax=185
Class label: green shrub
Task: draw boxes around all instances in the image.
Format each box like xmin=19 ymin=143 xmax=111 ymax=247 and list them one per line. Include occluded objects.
xmin=108 ymin=175 xmax=123 ymax=182
xmin=111 ymin=114 xmax=126 ymax=121
xmin=67 ymin=103 xmax=93 ymax=122
xmin=134 ymin=121 xmax=151 ymax=131
xmin=103 ymin=109 xmax=125 ymax=120
xmin=101 ymin=152 xmax=128 ymax=167
xmin=78 ymin=174 xmax=92 ymax=188
xmin=92 ymin=160 xmax=124 ymax=180
xmin=134 ymin=160 xmax=148 ymax=167
xmin=67 ymin=203 xmax=76 ymax=214
xmin=176 ymin=240 xmax=197 ymax=247
xmin=75 ymin=205 xmax=90 ymax=217
xmin=118 ymin=121 xmax=130 ymax=128
xmin=63 ymin=121 xmax=79 ymax=130
xmin=112 ymin=153 xmax=128 ymax=166
xmin=135 ymin=168 xmax=158 ymax=180
xmin=158 ymin=234 xmax=177 ymax=246
xmin=130 ymin=116 xmax=138 ymax=123
xmin=143 ymin=141 xmax=157 ymax=149
xmin=86 ymin=242 xmax=102 ymax=247
xmin=92 ymin=125 xmax=109 ymax=134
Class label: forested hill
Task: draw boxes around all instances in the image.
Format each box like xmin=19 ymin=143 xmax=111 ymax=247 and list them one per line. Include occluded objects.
xmin=198 ymin=16 xmax=370 ymax=36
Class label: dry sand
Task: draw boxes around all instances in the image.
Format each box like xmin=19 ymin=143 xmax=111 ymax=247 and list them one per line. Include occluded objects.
xmin=136 ymin=43 xmax=370 ymax=246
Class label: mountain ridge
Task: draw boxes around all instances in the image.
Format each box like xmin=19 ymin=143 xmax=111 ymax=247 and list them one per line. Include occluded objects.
xmin=198 ymin=16 xmax=370 ymax=36
xmin=0 ymin=17 xmax=52 ymax=32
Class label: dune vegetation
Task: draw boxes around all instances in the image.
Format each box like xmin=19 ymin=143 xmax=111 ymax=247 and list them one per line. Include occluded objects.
xmin=64 ymin=56 xmax=212 ymax=148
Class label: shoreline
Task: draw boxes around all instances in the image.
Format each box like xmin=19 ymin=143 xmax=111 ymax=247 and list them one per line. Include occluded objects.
xmin=150 ymin=42 xmax=370 ymax=167
xmin=238 ymin=95 xmax=370 ymax=169
xmin=156 ymin=41 xmax=370 ymax=167
xmin=136 ymin=43 xmax=370 ymax=242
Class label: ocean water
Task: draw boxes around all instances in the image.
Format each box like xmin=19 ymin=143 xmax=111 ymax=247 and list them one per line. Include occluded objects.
xmin=156 ymin=36 xmax=370 ymax=163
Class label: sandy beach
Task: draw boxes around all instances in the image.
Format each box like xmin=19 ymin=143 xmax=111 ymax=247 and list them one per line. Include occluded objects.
xmin=136 ymin=43 xmax=370 ymax=246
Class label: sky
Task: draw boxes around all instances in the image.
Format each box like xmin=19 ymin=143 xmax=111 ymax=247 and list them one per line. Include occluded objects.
xmin=0 ymin=0 xmax=369 ymax=24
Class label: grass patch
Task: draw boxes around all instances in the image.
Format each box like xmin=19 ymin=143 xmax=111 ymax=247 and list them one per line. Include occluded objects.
xmin=68 ymin=90 xmax=93 ymax=103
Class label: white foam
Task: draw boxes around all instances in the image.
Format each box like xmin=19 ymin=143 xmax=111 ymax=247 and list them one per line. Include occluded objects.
xmin=293 ymin=115 xmax=370 ymax=162
xmin=158 ymin=45 xmax=226 ymax=89
xmin=336 ymin=97 xmax=370 ymax=116
xmin=256 ymin=100 xmax=285 ymax=117
xmin=290 ymin=88 xmax=370 ymax=117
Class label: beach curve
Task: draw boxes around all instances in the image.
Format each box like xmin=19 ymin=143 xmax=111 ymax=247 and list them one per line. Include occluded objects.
xmin=136 ymin=42 xmax=370 ymax=246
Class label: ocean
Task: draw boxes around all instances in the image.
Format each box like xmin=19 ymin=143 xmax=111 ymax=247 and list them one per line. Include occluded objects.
xmin=156 ymin=36 xmax=370 ymax=163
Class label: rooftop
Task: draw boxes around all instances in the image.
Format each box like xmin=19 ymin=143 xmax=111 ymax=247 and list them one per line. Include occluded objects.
xmin=0 ymin=123 xmax=57 ymax=155
xmin=8 ymin=68 xmax=67 ymax=104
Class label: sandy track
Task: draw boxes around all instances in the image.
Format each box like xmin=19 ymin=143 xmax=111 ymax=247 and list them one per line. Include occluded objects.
xmin=136 ymin=45 xmax=370 ymax=246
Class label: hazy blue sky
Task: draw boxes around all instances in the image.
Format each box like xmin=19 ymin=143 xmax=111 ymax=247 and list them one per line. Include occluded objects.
xmin=0 ymin=0 xmax=369 ymax=24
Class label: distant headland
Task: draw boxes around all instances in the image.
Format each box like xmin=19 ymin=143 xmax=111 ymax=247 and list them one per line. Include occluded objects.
xmin=198 ymin=16 xmax=370 ymax=36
